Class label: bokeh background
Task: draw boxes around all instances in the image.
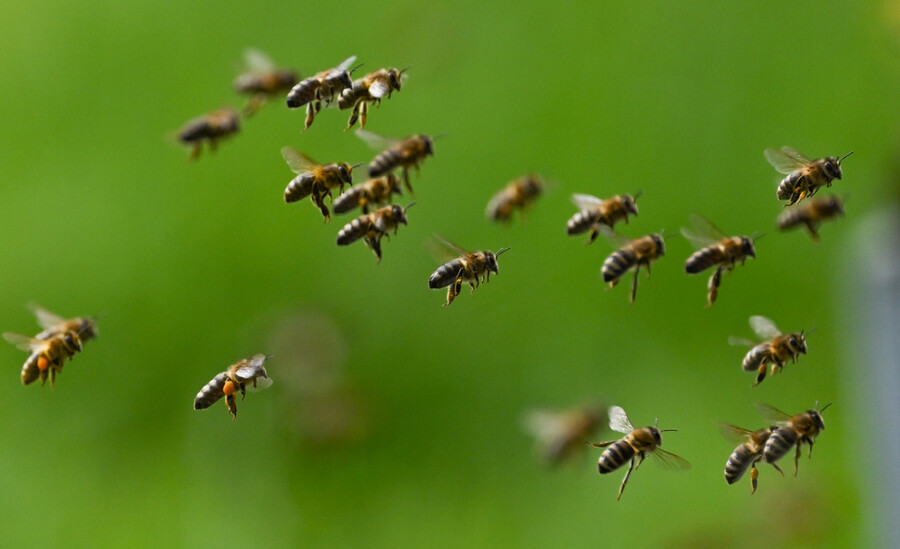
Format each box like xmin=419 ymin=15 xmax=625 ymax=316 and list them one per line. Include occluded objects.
xmin=2 ymin=1 xmax=899 ymax=547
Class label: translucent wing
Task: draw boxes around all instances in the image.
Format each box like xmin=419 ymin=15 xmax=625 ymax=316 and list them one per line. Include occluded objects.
xmin=369 ymin=79 xmax=390 ymax=99
xmin=243 ymin=48 xmax=275 ymax=72
xmin=650 ymin=448 xmax=692 ymax=471
xmin=247 ymin=375 xmax=273 ymax=392
xmin=235 ymin=354 xmax=270 ymax=381
xmin=432 ymin=234 xmax=474 ymax=258
xmin=728 ymin=336 xmax=758 ymax=347
xmin=681 ymin=214 xmax=726 ymax=249
xmin=522 ymin=410 xmax=567 ymax=441
xmin=749 ymin=315 xmax=782 ymax=339
xmin=28 ymin=304 xmax=66 ymax=330
xmin=756 ymin=403 xmax=793 ymax=425
xmin=718 ymin=422 xmax=755 ymax=443
xmin=3 ymin=332 xmax=43 ymax=352
xmin=356 ymin=129 xmax=399 ymax=151
xmin=336 ymin=55 xmax=358 ymax=72
xmin=281 ymin=146 xmax=318 ymax=174
xmin=764 ymin=147 xmax=809 ymax=174
xmin=571 ymin=193 xmax=603 ymax=210
xmin=607 ymin=405 xmax=634 ymax=434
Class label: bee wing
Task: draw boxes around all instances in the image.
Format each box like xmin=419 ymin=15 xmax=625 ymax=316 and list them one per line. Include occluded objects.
xmin=3 ymin=332 xmax=43 ymax=352
xmin=571 ymin=193 xmax=603 ymax=210
xmin=727 ymin=336 xmax=757 ymax=347
xmin=650 ymin=448 xmax=692 ymax=471
xmin=28 ymin=303 xmax=67 ymax=330
xmin=281 ymin=146 xmax=318 ymax=174
xmin=756 ymin=403 xmax=793 ymax=425
xmin=522 ymin=409 xmax=568 ymax=441
xmin=718 ymin=422 xmax=754 ymax=442
xmin=681 ymin=214 xmax=726 ymax=249
xmin=431 ymin=234 xmax=475 ymax=260
xmin=368 ymin=78 xmax=391 ymax=99
xmin=607 ymin=405 xmax=635 ymax=434
xmin=356 ymin=129 xmax=399 ymax=151
xmin=764 ymin=147 xmax=810 ymax=174
xmin=243 ymin=48 xmax=275 ymax=72
xmin=336 ymin=55 xmax=358 ymax=72
xmin=749 ymin=315 xmax=782 ymax=339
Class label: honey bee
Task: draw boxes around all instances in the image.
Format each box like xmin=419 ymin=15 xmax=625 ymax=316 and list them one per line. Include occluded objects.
xmin=682 ymin=216 xmax=757 ymax=307
xmin=177 ymin=107 xmax=240 ymax=160
xmin=337 ymin=67 xmax=406 ymax=129
xmin=777 ymin=195 xmax=844 ymax=241
xmin=719 ymin=424 xmax=782 ymax=494
xmin=27 ymin=304 xmax=98 ymax=344
xmin=522 ymin=404 xmax=605 ymax=466
xmin=332 ymin=173 xmax=403 ymax=215
xmin=758 ymin=402 xmax=830 ymax=476
xmin=286 ymin=56 xmax=357 ymax=130
xmin=588 ymin=405 xmax=690 ymax=501
xmin=566 ymin=192 xmax=640 ymax=244
xmin=729 ymin=316 xmax=809 ymax=386
xmin=194 ymin=354 xmax=272 ymax=421
xmin=234 ymin=49 xmax=299 ymax=117
xmin=428 ymin=236 xmax=510 ymax=306
xmin=357 ymin=130 xmax=434 ymax=193
xmin=764 ymin=147 xmax=853 ymax=206
xmin=601 ymin=233 xmax=665 ymax=303
xmin=4 ymin=331 xmax=82 ymax=386
xmin=282 ymin=146 xmax=358 ymax=220
xmin=486 ymin=174 xmax=544 ymax=223
xmin=336 ymin=203 xmax=411 ymax=262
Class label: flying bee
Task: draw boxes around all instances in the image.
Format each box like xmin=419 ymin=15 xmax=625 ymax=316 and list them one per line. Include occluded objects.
xmin=601 ymin=232 xmax=665 ymax=303
xmin=758 ymin=402 xmax=830 ymax=476
xmin=486 ymin=174 xmax=544 ymax=223
xmin=566 ymin=192 xmax=640 ymax=244
xmin=729 ymin=316 xmax=809 ymax=386
xmin=336 ymin=203 xmax=411 ymax=263
xmin=176 ymin=107 xmax=240 ymax=160
xmin=764 ymin=147 xmax=853 ymax=206
xmin=286 ymin=56 xmax=358 ymax=130
xmin=357 ymin=130 xmax=434 ymax=193
xmin=338 ymin=67 xmax=406 ymax=129
xmin=777 ymin=195 xmax=844 ymax=241
xmin=233 ymin=48 xmax=299 ymax=117
xmin=282 ymin=146 xmax=359 ymax=220
xmin=194 ymin=354 xmax=272 ymax=421
xmin=522 ymin=404 xmax=605 ymax=466
xmin=719 ymin=424 xmax=782 ymax=494
xmin=588 ymin=405 xmax=690 ymax=501
xmin=428 ymin=236 xmax=510 ymax=306
xmin=4 ymin=330 xmax=82 ymax=386
xmin=682 ymin=215 xmax=757 ymax=307
xmin=26 ymin=304 xmax=98 ymax=344
xmin=332 ymin=173 xmax=403 ymax=215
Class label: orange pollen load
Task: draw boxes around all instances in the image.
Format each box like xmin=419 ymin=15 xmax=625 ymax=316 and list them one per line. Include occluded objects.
xmin=37 ymin=356 xmax=49 ymax=371
xmin=223 ymin=380 xmax=235 ymax=397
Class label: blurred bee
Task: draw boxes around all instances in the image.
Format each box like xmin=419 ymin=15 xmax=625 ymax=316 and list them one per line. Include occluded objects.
xmin=194 ymin=354 xmax=272 ymax=421
xmin=682 ymin=215 xmax=757 ymax=307
xmin=338 ymin=67 xmax=406 ymax=129
xmin=357 ymin=130 xmax=434 ymax=193
xmin=729 ymin=316 xmax=809 ymax=386
xmin=758 ymin=402 xmax=830 ymax=476
xmin=332 ymin=173 xmax=403 ymax=215
xmin=428 ymin=236 xmax=510 ymax=306
xmin=601 ymin=232 xmax=665 ymax=303
xmin=26 ymin=304 xmax=98 ymax=344
xmin=522 ymin=404 xmax=605 ymax=466
xmin=588 ymin=405 xmax=690 ymax=501
xmin=777 ymin=196 xmax=844 ymax=241
xmin=286 ymin=56 xmax=357 ymax=130
xmin=764 ymin=147 xmax=853 ymax=206
xmin=4 ymin=331 xmax=82 ymax=386
xmin=486 ymin=174 xmax=544 ymax=223
xmin=234 ymin=48 xmax=299 ymax=117
xmin=282 ymin=146 xmax=358 ymax=220
xmin=177 ymin=107 xmax=240 ymax=160
xmin=566 ymin=192 xmax=640 ymax=244
xmin=336 ymin=203 xmax=411 ymax=263
xmin=720 ymin=424 xmax=782 ymax=494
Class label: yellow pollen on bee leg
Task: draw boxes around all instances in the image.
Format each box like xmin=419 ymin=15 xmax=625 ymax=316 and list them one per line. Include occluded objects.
xmin=223 ymin=380 xmax=235 ymax=397
xmin=37 ymin=356 xmax=49 ymax=371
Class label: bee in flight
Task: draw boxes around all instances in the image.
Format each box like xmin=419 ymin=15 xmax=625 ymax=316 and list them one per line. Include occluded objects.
xmin=729 ymin=316 xmax=809 ymax=386
xmin=233 ymin=48 xmax=298 ymax=117
xmin=764 ymin=147 xmax=853 ymax=206
xmin=332 ymin=173 xmax=403 ymax=215
xmin=357 ymin=130 xmax=434 ymax=193
xmin=758 ymin=402 xmax=829 ymax=476
xmin=428 ymin=236 xmax=509 ymax=306
xmin=338 ymin=67 xmax=406 ymax=129
xmin=777 ymin=195 xmax=844 ymax=241
xmin=286 ymin=56 xmax=358 ymax=130
xmin=588 ymin=405 xmax=690 ymax=501
xmin=282 ymin=146 xmax=359 ymax=220
xmin=566 ymin=192 xmax=640 ymax=244
xmin=601 ymin=232 xmax=665 ymax=303
xmin=486 ymin=174 xmax=544 ymax=223
xmin=682 ymin=215 xmax=757 ymax=307
xmin=194 ymin=354 xmax=272 ymax=421
xmin=336 ymin=203 xmax=412 ymax=263
xmin=720 ymin=423 xmax=782 ymax=494
xmin=176 ymin=107 xmax=240 ymax=160
xmin=522 ymin=403 xmax=605 ymax=466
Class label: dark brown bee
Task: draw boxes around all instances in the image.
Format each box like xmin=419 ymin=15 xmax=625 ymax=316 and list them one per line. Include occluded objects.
xmin=282 ymin=146 xmax=358 ymax=220
xmin=765 ymin=147 xmax=853 ymax=206
xmin=332 ymin=173 xmax=403 ymax=215
xmin=566 ymin=193 xmax=640 ymax=244
xmin=336 ymin=203 xmax=411 ymax=263
xmin=194 ymin=354 xmax=272 ymax=421
xmin=177 ymin=107 xmax=240 ymax=160
xmin=720 ymin=424 xmax=782 ymax=494
xmin=682 ymin=216 xmax=757 ymax=307
xmin=234 ymin=49 xmax=298 ymax=117
xmin=588 ymin=405 xmax=690 ymax=501
xmin=337 ymin=67 xmax=405 ymax=129
xmin=357 ymin=130 xmax=434 ymax=193
xmin=601 ymin=233 xmax=665 ymax=303
xmin=428 ymin=237 xmax=509 ymax=306
xmin=286 ymin=56 xmax=357 ymax=130
xmin=777 ymin=196 xmax=844 ymax=241
xmin=4 ymin=331 xmax=82 ymax=387
xmin=523 ymin=404 xmax=605 ymax=466
xmin=486 ymin=174 xmax=544 ymax=223
xmin=729 ymin=316 xmax=809 ymax=386
xmin=759 ymin=403 xmax=829 ymax=476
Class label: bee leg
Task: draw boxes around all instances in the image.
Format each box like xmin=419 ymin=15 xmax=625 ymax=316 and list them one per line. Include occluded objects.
xmin=225 ymin=394 xmax=237 ymax=421
xmin=753 ymin=364 xmax=766 ymax=386
xmin=807 ymin=223 xmax=821 ymax=242
xmin=468 ymin=281 xmax=477 ymax=294
xmin=402 ymin=168 xmax=413 ymax=194
xmin=304 ymin=103 xmax=315 ymax=130
xmin=444 ymin=282 xmax=460 ymax=306
xmin=617 ymin=457 xmax=636 ymax=501
xmin=347 ymin=102 xmax=361 ymax=130
xmin=587 ymin=228 xmax=598 ymax=245
xmin=359 ymin=101 xmax=368 ymax=129
xmin=706 ymin=267 xmax=722 ymax=307
xmin=770 ymin=461 xmax=784 ymax=476
xmin=629 ymin=265 xmax=640 ymax=304
xmin=750 ymin=464 xmax=759 ymax=494
xmin=807 ymin=438 xmax=815 ymax=459
xmin=189 ymin=143 xmax=201 ymax=161
xmin=367 ymin=236 xmax=383 ymax=263
xmin=793 ymin=443 xmax=802 ymax=476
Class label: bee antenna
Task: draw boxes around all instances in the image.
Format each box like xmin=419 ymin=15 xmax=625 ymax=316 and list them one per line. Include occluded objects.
xmin=817 ymin=401 xmax=832 ymax=413
xmin=659 ymin=428 xmax=678 ymax=433
xmin=495 ymin=247 xmax=511 ymax=257
xmin=404 ymin=201 xmax=416 ymax=210
xmin=839 ymin=151 xmax=854 ymax=164
xmin=432 ymin=133 xmax=449 ymax=141
xmin=350 ymin=162 xmax=364 ymax=169
xmin=804 ymin=326 xmax=817 ymax=337
xmin=751 ymin=231 xmax=766 ymax=243
xmin=399 ymin=65 xmax=412 ymax=74
xmin=349 ymin=62 xmax=364 ymax=75
xmin=633 ymin=190 xmax=644 ymax=201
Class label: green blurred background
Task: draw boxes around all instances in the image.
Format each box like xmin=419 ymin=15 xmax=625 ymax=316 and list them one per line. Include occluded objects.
xmin=1 ymin=1 xmax=898 ymax=547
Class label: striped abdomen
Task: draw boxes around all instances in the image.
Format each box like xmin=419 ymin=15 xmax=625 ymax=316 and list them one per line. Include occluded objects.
xmin=235 ymin=70 xmax=297 ymax=95
xmin=763 ymin=426 xmax=798 ymax=464
xmin=566 ymin=209 xmax=601 ymax=235
xmin=776 ymin=171 xmax=805 ymax=201
xmin=284 ymin=173 xmax=315 ymax=202
xmin=685 ymin=244 xmax=725 ymax=274
xmin=338 ymin=81 xmax=366 ymax=109
xmin=602 ymin=247 xmax=638 ymax=283
xmin=725 ymin=443 xmax=762 ymax=484
xmin=20 ymin=352 xmax=41 ymax=385
xmin=193 ymin=372 xmax=228 ymax=410
xmin=429 ymin=259 xmax=466 ymax=289
xmin=286 ymin=78 xmax=319 ymax=108
xmin=368 ymin=136 xmax=432 ymax=178
xmin=598 ymin=439 xmax=636 ymax=474
xmin=336 ymin=215 xmax=371 ymax=246
xmin=741 ymin=343 xmax=771 ymax=372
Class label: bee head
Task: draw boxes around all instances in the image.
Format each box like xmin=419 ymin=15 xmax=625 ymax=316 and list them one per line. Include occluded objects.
xmin=788 ymin=332 xmax=807 ymax=355
xmin=339 ymin=163 xmax=358 ymax=184
xmin=621 ymin=193 xmax=640 ymax=216
xmin=741 ymin=236 xmax=757 ymax=258
xmin=421 ymin=135 xmax=435 ymax=157
xmin=828 ymin=196 xmax=846 ymax=215
xmin=388 ymin=68 xmax=402 ymax=91
xmin=387 ymin=173 xmax=403 ymax=194
xmin=651 ymin=233 xmax=665 ymax=256
xmin=486 ymin=247 xmax=511 ymax=274
xmin=809 ymin=402 xmax=831 ymax=431
xmin=393 ymin=204 xmax=409 ymax=225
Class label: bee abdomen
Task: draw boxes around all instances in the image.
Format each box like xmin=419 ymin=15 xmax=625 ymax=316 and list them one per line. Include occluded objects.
xmin=602 ymin=248 xmax=637 ymax=283
xmin=338 ymin=84 xmax=364 ymax=110
xmin=194 ymin=373 xmax=228 ymax=410
xmin=742 ymin=344 xmax=770 ymax=372
xmin=286 ymin=79 xmax=317 ymax=108
xmin=369 ymin=150 xmax=400 ymax=178
xmin=285 ymin=174 xmax=314 ymax=202
xmin=20 ymin=352 xmax=40 ymax=385
xmin=336 ymin=216 xmax=370 ymax=246
xmin=685 ymin=246 xmax=721 ymax=274
xmin=763 ymin=428 xmax=797 ymax=463
xmin=332 ymin=189 xmax=360 ymax=214
xmin=598 ymin=440 xmax=635 ymax=474
xmin=777 ymin=174 xmax=801 ymax=201
xmin=566 ymin=210 xmax=598 ymax=235
xmin=429 ymin=259 xmax=465 ymax=289
xmin=724 ymin=445 xmax=756 ymax=484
